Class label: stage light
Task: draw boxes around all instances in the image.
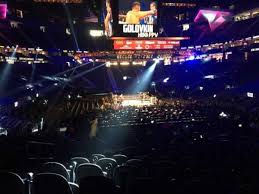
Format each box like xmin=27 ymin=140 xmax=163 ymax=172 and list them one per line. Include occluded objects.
xmin=204 ymin=75 xmax=215 ymax=79
xmin=187 ymin=56 xmax=195 ymax=61
xmin=14 ymin=101 xmax=19 ymax=107
xmin=153 ymin=58 xmax=163 ymax=65
xmin=106 ymin=62 xmax=111 ymax=67
xmin=120 ymin=61 xmax=130 ymax=66
xmin=247 ymin=92 xmax=254 ymax=98
xmin=219 ymin=112 xmax=228 ymax=118
xmin=183 ymin=24 xmax=190 ymax=31
xmin=213 ymin=94 xmax=217 ymax=98
xmin=36 ymin=93 xmax=39 ymax=97
xmin=151 ymin=82 xmax=156 ymax=86
xmin=199 ymin=87 xmax=204 ymax=91
xmin=128 ymin=62 xmax=157 ymax=93
xmin=203 ymin=13 xmax=216 ymax=22
xmin=123 ymin=76 xmax=128 ymax=81
xmin=163 ymin=77 xmax=170 ymax=83
xmin=68 ymin=95 xmax=71 ymax=99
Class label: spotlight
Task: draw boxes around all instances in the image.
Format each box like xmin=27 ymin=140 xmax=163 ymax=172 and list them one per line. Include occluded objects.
xmin=163 ymin=77 xmax=170 ymax=83
xmin=247 ymin=92 xmax=254 ymax=98
xmin=14 ymin=101 xmax=19 ymax=107
xmin=123 ymin=76 xmax=128 ymax=81
xmin=36 ymin=93 xmax=39 ymax=98
xmin=151 ymin=82 xmax=156 ymax=86
xmin=153 ymin=58 xmax=162 ymax=65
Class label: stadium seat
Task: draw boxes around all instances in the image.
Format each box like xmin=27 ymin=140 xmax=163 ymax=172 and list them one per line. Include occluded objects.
xmin=75 ymin=163 xmax=104 ymax=184
xmin=125 ymin=159 xmax=144 ymax=167
xmin=70 ymin=157 xmax=90 ymax=166
xmin=33 ymin=173 xmax=72 ymax=194
xmin=96 ymin=158 xmax=117 ymax=178
xmin=79 ymin=176 xmax=121 ymax=194
xmin=69 ymin=182 xmax=80 ymax=194
xmin=113 ymin=165 xmax=143 ymax=191
xmin=0 ymin=172 xmax=25 ymax=194
xmin=69 ymin=157 xmax=90 ymax=182
xmin=39 ymin=162 xmax=70 ymax=181
xmin=112 ymin=154 xmax=128 ymax=165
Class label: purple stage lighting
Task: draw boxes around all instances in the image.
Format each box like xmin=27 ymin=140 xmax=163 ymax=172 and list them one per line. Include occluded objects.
xmin=0 ymin=4 xmax=7 ymax=19
xmin=194 ymin=10 xmax=231 ymax=31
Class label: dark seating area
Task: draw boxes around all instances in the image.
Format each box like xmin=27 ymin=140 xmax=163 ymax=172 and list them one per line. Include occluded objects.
xmin=0 ymin=1 xmax=259 ymax=194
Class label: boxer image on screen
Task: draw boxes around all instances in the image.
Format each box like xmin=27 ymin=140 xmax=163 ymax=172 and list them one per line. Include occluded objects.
xmin=104 ymin=0 xmax=113 ymax=37
xmin=142 ymin=1 xmax=157 ymax=24
xmin=125 ymin=1 xmax=157 ymax=24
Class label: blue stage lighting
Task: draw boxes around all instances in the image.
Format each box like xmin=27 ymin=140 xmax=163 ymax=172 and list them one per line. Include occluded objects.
xmin=128 ymin=63 xmax=157 ymax=94
xmin=163 ymin=77 xmax=170 ymax=83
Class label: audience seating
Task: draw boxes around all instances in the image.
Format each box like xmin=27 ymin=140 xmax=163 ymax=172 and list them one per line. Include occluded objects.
xmin=75 ymin=163 xmax=104 ymax=184
xmin=32 ymin=173 xmax=72 ymax=194
xmin=39 ymin=162 xmax=70 ymax=181
xmin=96 ymin=158 xmax=117 ymax=178
xmin=0 ymin=172 xmax=25 ymax=194
xmin=79 ymin=176 xmax=121 ymax=194
xmin=113 ymin=154 xmax=128 ymax=166
xmin=91 ymin=154 xmax=105 ymax=163
xmin=69 ymin=157 xmax=90 ymax=182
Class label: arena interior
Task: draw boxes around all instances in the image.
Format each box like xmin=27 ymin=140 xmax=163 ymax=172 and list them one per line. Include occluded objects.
xmin=0 ymin=0 xmax=259 ymax=194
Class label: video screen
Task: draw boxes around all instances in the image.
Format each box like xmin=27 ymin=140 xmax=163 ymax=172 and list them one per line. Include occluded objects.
xmin=0 ymin=4 xmax=7 ymax=19
xmin=119 ymin=1 xmax=157 ymax=25
xmin=117 ymin=0 xmax=159 ymax=38
xmin=101 ymin=0 xmax=114 ymax=37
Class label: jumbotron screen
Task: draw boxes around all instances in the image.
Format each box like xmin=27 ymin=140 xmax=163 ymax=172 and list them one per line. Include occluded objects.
xmin=103 ymin=0 xmax=159 ymax=38
xmin=118 ymin=0 xmax=158 ymax=38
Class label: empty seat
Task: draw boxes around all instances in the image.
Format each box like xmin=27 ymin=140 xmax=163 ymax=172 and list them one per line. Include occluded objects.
xmin=70 ymin=157 xmax=90 ymax=166
xmin=75 ymin=164 xmax=104 ymax=184
xmin=69 ymin=157 xmax=90 ymax=182
xmin=113 ymin=165 xmax=142 ymax=191
xmin=32 ymin=173 xmax=72 ymax=194
xmin=39 ymin=162 xmax=70 ymax=181
xmin=79 ymin=176 xmax=121 ymax=194
xmin=113 ymin=154 xmax=128 ymax=166
xmin=69 ymin=182 xmax=79 ymax=194
xmin=96 ymin=158 xmax=117 ymax=178
xmin=0 ymin=172 xmax=25 ymax=194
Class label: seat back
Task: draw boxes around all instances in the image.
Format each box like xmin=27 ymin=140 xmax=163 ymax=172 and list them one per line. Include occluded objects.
xmin=113 ymin=166 xmax=140 ymax=191
xmin=33 ymin=173 xmax=72 ymax=194
xmin=70 ymin=157 xmax=90 ymax=166
xmin=0 ymin=172 xmax=25 ymax=194
xmin=39 ymin=162 xmax=70 ymax=181
xmin=113 ymin=154 xmax=128 ymax=166
xmin=70 ymin=157 xmax=90 ymax=182
xmin=76 ymin=164 xmax=104 ymax=184
xmin=125 ymin=159 xmax=144 ymax=167
xmin=96 ymin=158 xmax=117 ymax=178
xmin=79 ymin=176 xmax=120 ymax=194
